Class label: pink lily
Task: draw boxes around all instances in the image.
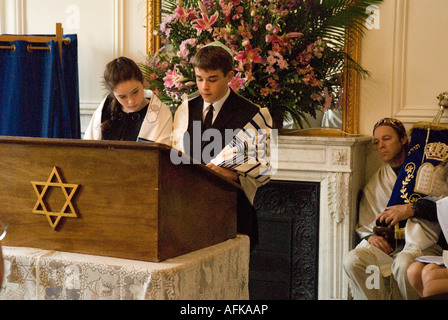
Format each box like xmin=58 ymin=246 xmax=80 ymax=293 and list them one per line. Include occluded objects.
xmin=192 ymin=11 xmax=219 ymax=35
xmin=175 ymin=6 xmax=197 ymax=24
xmin=228 ymin=72 xmax=246 ymax=91
xmin=163 ymin=68 xmax=184 ymax=89
xmin=198 ymin=1 xmax=208 ymax=15
xmin=235 ymin=43 xmax=262 ymax=66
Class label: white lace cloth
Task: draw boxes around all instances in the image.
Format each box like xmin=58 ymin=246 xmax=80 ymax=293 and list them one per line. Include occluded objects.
xmin=0 ymin=235 xmax=249 ymax=300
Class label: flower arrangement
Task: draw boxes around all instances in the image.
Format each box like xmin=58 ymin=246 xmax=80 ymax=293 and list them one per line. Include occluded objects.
xmin=141 ymin=0 xmax=383 ymax=128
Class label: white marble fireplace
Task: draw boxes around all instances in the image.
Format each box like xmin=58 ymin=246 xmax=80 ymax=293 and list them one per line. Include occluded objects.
xmin=272 ymin=130 xmax=371 ymax=300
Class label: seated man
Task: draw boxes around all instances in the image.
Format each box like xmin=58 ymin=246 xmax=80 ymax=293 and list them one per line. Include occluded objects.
xmin=343 ymin=118 xmax=443 ymax=299
xmin=171 ymin=42 xmax=273 ymax=249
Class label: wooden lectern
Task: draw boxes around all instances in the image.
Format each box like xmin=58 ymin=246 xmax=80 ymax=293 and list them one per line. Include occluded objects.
xmin=0 ymin=136 xmax=240 ymax=261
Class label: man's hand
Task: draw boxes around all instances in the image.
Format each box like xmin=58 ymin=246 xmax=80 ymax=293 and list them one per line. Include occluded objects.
xmin=376 ymin=203 xmax=414 ymax=227
xmin=206 ymin=163 xmax=239 ymax=182
xmin=368 ymin=234 xmax=394 ymax=254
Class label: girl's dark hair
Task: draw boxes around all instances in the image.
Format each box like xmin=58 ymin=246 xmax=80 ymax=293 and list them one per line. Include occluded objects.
xmin=102 ymin=57 xmax=144 ymax=130
xmin=192 ymin=46 xmax=234 ymax=75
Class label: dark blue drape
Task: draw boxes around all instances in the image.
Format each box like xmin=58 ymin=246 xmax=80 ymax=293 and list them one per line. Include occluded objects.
xmin=0 ymin=35 xmax=80 ymax=138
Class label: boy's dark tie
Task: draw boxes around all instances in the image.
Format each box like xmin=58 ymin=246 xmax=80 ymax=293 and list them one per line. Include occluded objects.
xmin=203 ymin=104 xmax=214 ymax=130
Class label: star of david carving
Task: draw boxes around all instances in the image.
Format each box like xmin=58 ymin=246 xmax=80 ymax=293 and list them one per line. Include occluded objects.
xmin=31 ymin=167 xmax=79 ymax=230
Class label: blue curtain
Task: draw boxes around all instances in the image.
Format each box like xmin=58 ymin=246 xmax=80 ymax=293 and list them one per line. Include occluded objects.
xmin=0 ymin=35 xmax=80 ymax=138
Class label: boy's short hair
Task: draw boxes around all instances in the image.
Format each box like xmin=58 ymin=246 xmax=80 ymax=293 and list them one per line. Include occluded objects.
xmin=192 ymin=45 xmax=234 ymax=75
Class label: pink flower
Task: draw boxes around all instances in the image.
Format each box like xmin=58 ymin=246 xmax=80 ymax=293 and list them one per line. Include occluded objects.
xmin=228 ymin=72 xmax=246 ymax=91
xmin=219 ymin=0 xmax=233 ymax=23
xmin=198 ymin=1 xmax=208 ymax=15
xmin=245 ymin=70 xmax=254 ymax=82
xmin=178 ymin=38 xmax=198 ymax=59
xmin=260 ymin=87 xmax=272 ymax=97
xmin=175 ymin=6 xmax=189 ymax=23
xmin=192 ymin=11 xmax=219 ymax=35
xmin=149 ymin=72 xmax=158 ymax=81
xmin=233 ymin=6 xmax=244 ymax=20
xmin=237 ymin=21 xmax=253 ymax=41
xmin=266 ymin=54 xmax=277 ymax=65
xmin=235 ymin=43 xmax=262 ymax=66
xmin=265 ymin=65 xmax=275 ymax=74
xmin=277 ymin=57 xmax=289 ymax=69
xmin=163 ymin=68 xmax=184 ymax=89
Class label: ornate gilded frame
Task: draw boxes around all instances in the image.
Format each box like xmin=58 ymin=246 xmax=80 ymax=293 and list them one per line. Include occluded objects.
xmin=146 ymin=0 xmax=360 ymax=134
xmin=146 ymin=0 xmax=161 ymax=55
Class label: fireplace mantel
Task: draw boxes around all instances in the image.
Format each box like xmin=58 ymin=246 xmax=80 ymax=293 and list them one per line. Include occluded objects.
xmin=272 ymin=130 xmax=371 ymax=300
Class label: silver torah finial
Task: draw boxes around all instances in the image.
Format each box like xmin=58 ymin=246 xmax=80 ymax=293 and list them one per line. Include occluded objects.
xmin=433 ymin=91 xmax=448 ymax=123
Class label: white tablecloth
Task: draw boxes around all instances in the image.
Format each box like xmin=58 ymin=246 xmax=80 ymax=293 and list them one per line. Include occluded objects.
xmin=0 ymin=235 xmax=249 ymax=300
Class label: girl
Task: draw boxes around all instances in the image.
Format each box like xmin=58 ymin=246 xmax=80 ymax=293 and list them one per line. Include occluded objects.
xmin=84 ymin=57 xmax=172 ymax=144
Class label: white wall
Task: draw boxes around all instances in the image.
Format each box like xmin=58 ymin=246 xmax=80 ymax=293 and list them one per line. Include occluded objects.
xmin=359 ymin=0 xmax=448 ymax=178
xmin=0 ymin=0 xmax=148 ymax=135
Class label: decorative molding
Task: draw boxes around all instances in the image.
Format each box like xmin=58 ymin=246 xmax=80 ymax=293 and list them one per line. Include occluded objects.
xmin=113 ymin=0 xmax=124 ymax=57
xmin=391 ymin=0 xmax=447 ymax=123
xmin=0 ymin=0 xmax=26 ymax=34
xmin=391 ymin=0 xmax=409 ymax=121
xmin=331 ymin=148 xmax=348 ymax=166
xmin=15 ymin=0 xmax=26 ymax=33
xmin=327 ymin=172 xmax=350 ymax=223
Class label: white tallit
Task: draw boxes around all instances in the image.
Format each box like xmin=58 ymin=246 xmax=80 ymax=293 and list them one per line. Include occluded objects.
xmin=356 ymin=162 xmax=397 ymax=240
xmin=83 ymin=90 xmax=173 ymax=145
xmin=171 ymin=94 xmax=273 ymax=204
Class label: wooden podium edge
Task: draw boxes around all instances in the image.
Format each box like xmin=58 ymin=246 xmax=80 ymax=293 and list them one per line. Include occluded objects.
xmin=0 ymin=136 xmax=242 ymax=191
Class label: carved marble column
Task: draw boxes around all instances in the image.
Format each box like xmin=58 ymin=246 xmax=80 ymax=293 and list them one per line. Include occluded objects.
xmin=272 ymin=131 xmax=371 ymax=300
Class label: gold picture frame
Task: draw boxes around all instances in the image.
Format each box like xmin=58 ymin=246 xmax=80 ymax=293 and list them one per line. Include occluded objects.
xmin=146 ymin=0 xmax=161 ymax=55
xmin=146 ymin=0 xmax=360 ymax=134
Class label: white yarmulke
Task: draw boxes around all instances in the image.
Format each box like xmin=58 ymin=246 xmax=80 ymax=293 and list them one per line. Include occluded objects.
xmin=203 ymin=41 xmax=234 ymax=57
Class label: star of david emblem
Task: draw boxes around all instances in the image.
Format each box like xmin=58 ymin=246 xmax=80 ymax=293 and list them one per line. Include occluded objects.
xmin=31 ymin=167 xmax=79 ymax=230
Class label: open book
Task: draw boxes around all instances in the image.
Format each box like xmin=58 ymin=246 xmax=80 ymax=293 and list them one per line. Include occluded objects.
xmin=415 ymin=196 xmax=448 ymax=267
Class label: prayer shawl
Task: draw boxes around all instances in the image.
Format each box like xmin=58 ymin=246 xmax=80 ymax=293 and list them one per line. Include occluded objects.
xmin=388 ymin=122 xmax=448 ymax=251
xmin=353 ymin=163 xmax=397 ymax=276
xmin=83 ymin=90 xmax=173 ymax=145
xmin=356 ymin=162 xmax=397 ymax=240
xmin=172 ymin=93 xmax=273 ymax=204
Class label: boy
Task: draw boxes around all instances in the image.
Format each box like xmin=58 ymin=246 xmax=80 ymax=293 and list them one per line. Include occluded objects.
xmin=171 ymin=42 xmax=273 ymax=247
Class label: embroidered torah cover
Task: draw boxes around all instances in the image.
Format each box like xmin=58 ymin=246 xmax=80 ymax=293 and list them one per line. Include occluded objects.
xmin=388 ymin=122 xmax=448 ymax=207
